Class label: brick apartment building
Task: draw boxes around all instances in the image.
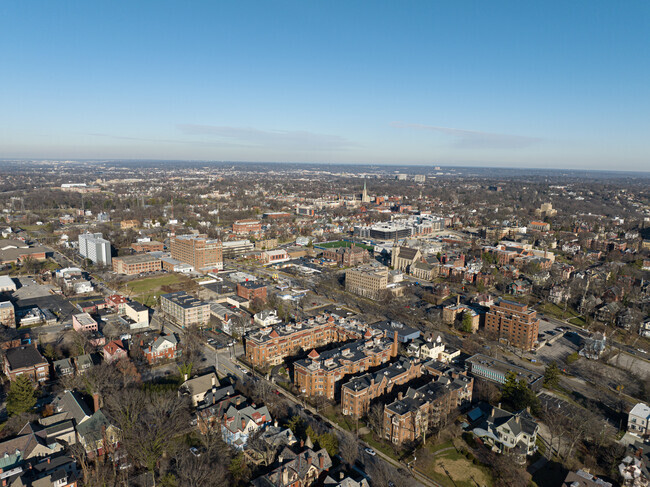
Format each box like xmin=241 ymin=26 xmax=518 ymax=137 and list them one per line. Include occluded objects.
xmin=485 ymin=299 xmax=539 ymax=350
xmin=160 ymin=291 xmax=210 ymax=327
xmin=342 ymin=358 xmax=422 ymax=418
xmin=293 ymin=330 xmax=399 ymax=400
xmin=232 ymin=219 xmax=262 ymax=234
xmin=0 ymin=300 xmax=15 ymax=328
xmin=383 ymin=368 xmax=473 ymax=445
xmin=3 ymin=345 xmax=49 ymax=383
xmin=236 ymin=281 xmax=268 ymax=303
xmin=131 ymin=240 xmax=164 ymax=252
xmin=171 ymin=234 xmax=223 ymax=272
xmin=244 ymin=314 xmax=367 ymax=367
xmin=345 ymin=265 xmax=389 ymax=300
xmin=322 ymin=245 xmax=370 ymax=266
xmin=112 ymin=253 xmax=162 ymax=275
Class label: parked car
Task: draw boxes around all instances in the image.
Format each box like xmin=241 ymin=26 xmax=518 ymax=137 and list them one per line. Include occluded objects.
xmin=190 ymin=447 xmax=201 ymax=457
xmin=364 ymin=448 xmax=376 ymax=456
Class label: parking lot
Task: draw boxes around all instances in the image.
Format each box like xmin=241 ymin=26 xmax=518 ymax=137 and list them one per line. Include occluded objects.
xmin=525 ymin=320 xmax=581 ymax=365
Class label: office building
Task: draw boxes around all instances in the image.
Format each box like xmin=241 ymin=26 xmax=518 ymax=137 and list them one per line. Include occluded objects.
xmin=171 ymin=234 xmax=223 ymax=272
xmin=465 ymin=354 xmax=543 ymax=391
xmin=78 ymin=232 xmax=112 ymax=266
xmin=484 ymin=299 xmax=539 ymax=351
xmin=345 ymin=265 xmax=388 ymax=300
xmin=0 ymin=300 xmax=15 ymax=328
xmin=160 ymin=291 xmax=210 ymax=326
xmin=112 ymin=253 xmax=161 ymax=275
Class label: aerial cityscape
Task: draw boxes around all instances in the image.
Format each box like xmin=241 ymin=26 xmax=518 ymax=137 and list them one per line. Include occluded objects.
xmin=1 ymin=2 xmax=649 ymax=487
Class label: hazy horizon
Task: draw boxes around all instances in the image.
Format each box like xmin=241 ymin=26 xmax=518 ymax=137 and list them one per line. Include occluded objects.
xmin=1 ymin=1 xmax=648 ymax=171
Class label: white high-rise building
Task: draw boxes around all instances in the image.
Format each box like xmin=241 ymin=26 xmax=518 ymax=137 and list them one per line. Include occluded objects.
xmin=78 ymin=233 xmax=111 ymax=266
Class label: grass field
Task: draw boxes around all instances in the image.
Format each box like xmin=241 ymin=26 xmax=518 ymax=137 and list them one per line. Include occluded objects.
xmin=538 ymin=302 xmax=581 ymax=321
xmin=568 ymin=316 xmax=587 ymax=327
xmin=317 ymin=240 xmax=374 ymax=251
xmin=125 ymin=274 xmax=192 ymax=307
xmin=415 ymin=443 xmax=493 ymax=487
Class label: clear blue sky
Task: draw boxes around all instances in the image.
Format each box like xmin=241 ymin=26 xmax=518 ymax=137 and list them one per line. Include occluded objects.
xmin=1 ymin=1 xmax=648 ymax=170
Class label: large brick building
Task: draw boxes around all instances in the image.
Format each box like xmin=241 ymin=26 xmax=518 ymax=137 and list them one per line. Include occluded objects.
xmin=3 ymin=345 xmax=49 ymax=383
xmin=342 ymin=358 xmax=422 ymax=418
xmin=293 ymin=330 xmax=399 ymax=400
xmin=0 ymin=300 xmax=15 ymax=328
xmin=112 ymin=253 xmax=162 ymax=275
xmin=383 ymin=368 xmax=473 ymax=445
xmin=244 ymin=314 xmax=366 ymax=368
xmin=232 ymin=219 xmax=262 ymax=234
xmin=236 ymin=281 xmax=268 ymax=303
xmin=131 ymin=240 xmax=164 ymax=253
xmin=322 ymin=245 xmax=370 ymax=267
xmin=160 ymin=291 xmax=210 ymax=327
xmin=345 ymin=265 xmax=389 ymax=300
xmin=171 ymin=234 xmax=223 ymax=272
xmin=484 ymin=299 xmax=539 ymax=350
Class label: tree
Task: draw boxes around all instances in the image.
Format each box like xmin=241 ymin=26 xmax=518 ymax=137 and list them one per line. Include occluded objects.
xmin=7 ymin=375 xmax=37 ymax=416
xmin=337 ymin=431 xmax=358 ymax=466
xmin=367 ymin=403 xmax=384 ymax=438
xmin=317 ymin=432 xmax=339 ymax=457
xmin=543 ymin=362 xmax=560 ymax=389
xmin=461 ymin=312 xmax=474 ymax=333
xmin=501 ymin=372 xmax=541 ymax=414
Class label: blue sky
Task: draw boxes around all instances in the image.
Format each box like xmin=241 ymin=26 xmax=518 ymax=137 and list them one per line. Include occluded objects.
xmin=1 ymin=1 xmax=648 ymax=170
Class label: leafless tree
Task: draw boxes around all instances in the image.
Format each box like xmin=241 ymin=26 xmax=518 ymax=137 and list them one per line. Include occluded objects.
xmin=337 ymin=431 xmax=359 ymax=466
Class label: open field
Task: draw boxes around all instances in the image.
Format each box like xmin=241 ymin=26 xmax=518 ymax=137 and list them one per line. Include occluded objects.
xmin=317 ymin=240 xmax=374 ymax=251
xmin=125 ymin=274 xmax=194 ymax=307
xmin=415 ymin=441 xmax=493 ymax=487
xmin=538 ymin=302 xmax=581 ymax=321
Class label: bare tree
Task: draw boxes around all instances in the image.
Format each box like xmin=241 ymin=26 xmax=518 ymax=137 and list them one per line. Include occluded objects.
xmin=367 ymin=403 xmax=384 ymax=438
xmin=337 ymin=431 xmax=359 ymax=466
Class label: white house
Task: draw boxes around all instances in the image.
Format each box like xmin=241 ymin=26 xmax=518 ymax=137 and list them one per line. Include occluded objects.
xmin=628 ymin=403 xmax=650 ymax=437
xmin=254 ymin=310 xmax=282 ymax=327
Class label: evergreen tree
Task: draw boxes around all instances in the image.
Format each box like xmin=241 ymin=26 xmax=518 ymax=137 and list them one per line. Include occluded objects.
xmin=7 ymin=375 xmax=36 ymax=416
xmin=543 ymin=361 xmax=560 ymax=389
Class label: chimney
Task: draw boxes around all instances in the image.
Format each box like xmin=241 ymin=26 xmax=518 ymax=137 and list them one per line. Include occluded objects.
xmin=282 ymin=468 xmax=289 ymax=485
xmin=46 ymin=457 xmax=51 ymax=464
xmin=93 ymin=392 xmax=100 ymax=413
xmin=398 ymin=392 xmax=403 ymax=400
xmin=307 ymin=455 xmax=312 ymax=466
xmin=319 ymin=453 xmax=324 ymax=470
xmin=211 ymin=375 xmax=216 ymax=387
xmin=184 ymin=373 xmax=189 ymax=382
xmin=241 ymin=419 xmax=246 ymax=430
xmin=392 ymin=330 xmax=399 ymax=357
xmin=300 ymin=439 xmax=304 ymax=448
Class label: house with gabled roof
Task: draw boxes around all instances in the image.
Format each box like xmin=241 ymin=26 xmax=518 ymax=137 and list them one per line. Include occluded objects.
xmin=221 ymin=403 xmax=271 ymax=449
xmin=143 ymin=334 xmax=179 ymax=364
xmin=102 ymin=340 xmax=127 ymax=364
xmin=251 ymin=447 xmax=332 ymax=487
xmin=473 ymin=406 xmax=538 ymax=463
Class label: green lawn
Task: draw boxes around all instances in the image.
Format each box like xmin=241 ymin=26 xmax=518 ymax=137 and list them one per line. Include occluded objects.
xmin=320 ymin=406 xmax=362 ymax=433
xmin=538 ymin=302 xmax=580 ymax=320
xmin=317 ymin=241 xmax=374 ymax=251
xmin=568 ymin=316 xmax=587 ymax=327
xmin=126 ymin=274 xmax=186 ymax=294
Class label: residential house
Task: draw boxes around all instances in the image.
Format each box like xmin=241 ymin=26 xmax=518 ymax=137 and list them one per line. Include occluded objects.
xmin=254 ymin=309 xmax=282 ymax=327
xmin=561 ymin=470 xmax=612 ymax=487
xmin=74 ymin=353 xmax=100 ymax=374
xmin=143 ymin=334 xmax=179 ymax=364
xmin=251 ymin=447 xmax=332 ymax=487
xmin=180 ymin=372 xmax=219 ymax=407
xmin=473 ymin=406 xmax=538 ymax=463
xmin=53 ymin=358 xmax=75 ymax=378
xmin=221 ymin=403 xmax=272 ymax=449
xmin=628 ymin=403 xmax=650 ymax=437
xmin=102 ymin=340 xmax=128 ymax=364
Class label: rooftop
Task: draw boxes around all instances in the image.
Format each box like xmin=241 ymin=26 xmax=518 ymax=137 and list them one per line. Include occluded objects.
xmin=161 ymin=291 xmax=209 ymax=309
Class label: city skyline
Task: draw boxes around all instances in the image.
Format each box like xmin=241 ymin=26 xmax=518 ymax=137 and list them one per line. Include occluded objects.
xmin=1 ymin=1 xmax=649 ymax=170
